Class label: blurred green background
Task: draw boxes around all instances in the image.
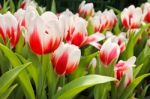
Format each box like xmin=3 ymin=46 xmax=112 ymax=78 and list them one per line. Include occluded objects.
xmin=0 ymin=0 xmax=147 ymax=13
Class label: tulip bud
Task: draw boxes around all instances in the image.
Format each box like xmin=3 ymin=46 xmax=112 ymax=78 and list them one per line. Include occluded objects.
xmin=99 ymin=39 xmax=120 ymax=67
xmin=121 ymin=5 xmax=142 ymax=29
xmin=0 ymin=12 xmax=20 ymax=48
xmin=114 ymin=56 xmax=136 ymax=87
xmin=60 ymin=15 xmax=105 ymax=48
xmin=91 ymin=9 xmax=117 ymax=33
xmin=27 ymin=12 xmax=63 ymax=54
xmin=52 ymin=43 xmax=81 ymax=75
xmin=78 ymin=1 xmax=94 ymax=18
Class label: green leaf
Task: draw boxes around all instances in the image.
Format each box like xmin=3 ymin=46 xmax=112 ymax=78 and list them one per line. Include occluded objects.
xmin=70 ymin=51 xmax=98 ymax=79
xmin=0 ymin=44 xmax=36 ymax=99
xmin=53 ymin=75 xmax=116 ymax=99
xmin=16 ymin=53 xmax=38 ymax=88
xmin=133 ymin=64 xmax=143 ymax=78
xmin=0 ymin=63 xmax=31 ymax=95
xmin=51 ymin=0 xmax=56 ymax=13
xmin=120 ymin=73 xmax=150 ymax=99
xmin=0 ymin=84 xmax=17 ymax=99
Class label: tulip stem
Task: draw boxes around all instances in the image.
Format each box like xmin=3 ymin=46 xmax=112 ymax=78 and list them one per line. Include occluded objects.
xmin=37 ymin=54 xmax=49 ymax=99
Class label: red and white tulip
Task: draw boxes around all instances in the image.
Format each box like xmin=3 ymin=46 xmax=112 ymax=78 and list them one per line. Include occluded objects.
xmin=60 ymin=14 xmax=105 ymax=49
xmin=0 ymin=12 xmax=20 ymax=48
xmin=92 ymin=9 xmax=117 ymax=32
xmin=109 ymin=36 xmax=126 ymax=53
xmin=114 ymin=56 xmax=136 ymax=87
xmin=121 ymin=5 xmax=142 ymax=29
xmin=27 ymin=12 xmax=63 ymax=54
xmin=99 ymin=39 xmax=120 ymax=66
xmin=142 ymin=3 xmax=150 ymax=23
xmin=51 ymin=43 xmax=81 ymax=75
xmin=78 ymin=1 xmax=94 ymax=18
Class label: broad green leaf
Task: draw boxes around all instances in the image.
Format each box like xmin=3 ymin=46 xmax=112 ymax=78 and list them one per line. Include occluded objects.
xmin=0 ymin=84 xmax=17 ymax=99
xmin=53 ymin=75 xmax=116 ymax=99
xmin=16 ymin=53 xmax=38 ymax=88
xmin=120 ymin=73 xmax=150 ymax=99
xmin=0 ymin=63 xmax=30 ymax=95
xmin=0 ymin=44 xmax=35 ymax=99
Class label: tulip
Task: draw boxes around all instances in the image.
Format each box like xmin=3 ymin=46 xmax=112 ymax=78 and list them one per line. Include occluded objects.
xmin=27 ymin=12 xmax=63 ymax=54
xmin=51 ymin=43 xmax=81 ymax=75
xmin=60 ymin=15 xmax=105 ymax=49
xmin=109 ymin=36 xmax=126 ymax=53
xmin=142 ymin=3 xmax=150 ymax=23
xmin=78 ymin=1 xmax=94 ymax=18
xmin=121 ymin=5 xmax=142 ymax=29
xmin=15 ymin=6 xmax=38 ymax=29
xmin=91 ymin=9 xmax=117 ymax=33
xmin=0 ymin=12 xmax=20 ymax=48
xmin=114 ymin=56 xmax=136 ymax=87
xmin=99 ymin=39 xmax=120 ymax=66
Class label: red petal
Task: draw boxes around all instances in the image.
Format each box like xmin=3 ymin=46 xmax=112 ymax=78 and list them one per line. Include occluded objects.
xmin=71 ymin=32 xmax=84 ymax=47
xmin=107 ymin=47 xmax=118 ymax=65
xmin=29 ymin=27 xmax=43 ymax=54
xmin=55 ymin=51 xmax=68 ymax=75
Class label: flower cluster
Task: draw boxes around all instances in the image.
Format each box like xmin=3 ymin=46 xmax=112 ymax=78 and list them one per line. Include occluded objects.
xmin=0 ymin=0 xmax=150 ymax=99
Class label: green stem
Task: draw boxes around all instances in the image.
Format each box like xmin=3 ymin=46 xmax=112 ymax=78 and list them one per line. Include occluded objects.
xmin=37 ymin=54 xmax=49 ymax=99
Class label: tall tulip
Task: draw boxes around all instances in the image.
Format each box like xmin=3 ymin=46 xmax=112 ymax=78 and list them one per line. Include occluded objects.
xmin=92 ymin=9 xmax=117 ymax=33
xmin=121 ymin=5 xmax=142 ymax=29
xmin=27 ymin=12 xmax=63 ymax=54
xmin=142 ymin=3 xmax=150 ymax=23
xmin=0 ymin=12 xmax=20 ymax=48
xmin=51 ymin=43 xmax=81 ymax=75
xmin=99 ymin=39 xmax=120 ymax=67
xmin=60 ymin=14 xmax=105 ymax=49
xmin=114 ymin=56 xmax=136 ymax=87
xmin=78 ymin=1 xmax=94 ymax=18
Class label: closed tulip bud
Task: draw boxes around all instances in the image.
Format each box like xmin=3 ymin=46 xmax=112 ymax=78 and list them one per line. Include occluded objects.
xmin=78 ymin=1 xmax=94 ymax=18
xmin=121 ymin=5 xmax=142 ymax=29
xmin=27 ymin=12 xmax=63 ymax=54
xmin=114 ymin=56 xmax=136 ymax=87
xmin=99 ymin=39 xmax=120 ymax=67
xmin=0 ymin=12 xmax=20 ymax=48
xmin=142 ymin=3 xmax=150 ymax=23
xmin=52 ymin=43 xmax=81 ymax=75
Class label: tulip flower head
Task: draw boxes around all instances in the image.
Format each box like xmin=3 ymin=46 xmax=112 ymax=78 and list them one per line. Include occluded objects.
xmin=78 ymin=1 xmax=94 ymax=18
xmin=114 ymin=56 xmax=136 ymax=87
xmin=27 ymin=12 xmax=63 ymax=54
xmin=121 ymin=5 xmax=142 ymax=29
xmin=92 ymin=9 xmax=117 ymax=33
xmin=109 ymin=36 xmax=126 ymax=53
xmin=52 ymin=43 xmax=81 ymax=75
xmin=99 ymin=39 xmax=120 ymax=67
xmin=0 ymin=12 xmax=20 ymax=48
xmin=60 ymin=15 xmax=105 ymax=49
xmin=142 ymin=3 xmax=150 ymax=23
